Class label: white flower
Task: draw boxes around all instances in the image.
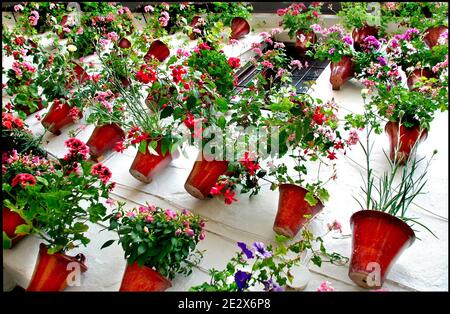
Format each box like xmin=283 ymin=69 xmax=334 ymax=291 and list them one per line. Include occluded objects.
xmin=67 ymin=44 xmax=77 ymax=52
xmin=361 ymin=88 xmax=369 ymax=95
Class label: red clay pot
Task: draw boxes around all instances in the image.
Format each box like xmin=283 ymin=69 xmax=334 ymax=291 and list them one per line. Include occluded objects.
xmin=3 ymin=208 xmax=27 ymax=247
xmin=184 ymin=155 xmax=229 ymax=199
xmin=385 ymin=120 xmax=428 ymax=165
xmin=129 ymin=140 xmax=173 ymax=183
xmin=118 ymin=37 xmax=132 ymax=49
xmin=406 ymin=68 xmax=436 ymax=90
xmin=295 ymin=30 xmax=317 ymax=56
xmin=66 ymin=62 xmax=89 ymax=89
xmin=273 ymin=184 xmax=324 ymax=238
xmin=330 ymin=56 xmax=354 ymax=90
xmin=27 ymin=243 xmax=88 ymax=291
xmin=349 ymin=210 xmax=415 ymax=289
xmin=41 ymin=100 xmax=83 ymax=135
xmin=120 ymin=262 xmax=172 ymax=292
xmin=86 ymin=123 xmax=125 ymax=160
xmin=352 ymin=25 xmax=379 ymax=51
xmin=423 ymin=25 xmax=448 ymax=48
xmin=230 ymin=17 xmax=250 ymax=40
xmin=144 ymin=40 xmax=170 ymax=63
xmin=14 ymin=98 xmax=44 ymax=116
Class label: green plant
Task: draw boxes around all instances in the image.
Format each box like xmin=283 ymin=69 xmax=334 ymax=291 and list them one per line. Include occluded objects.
xmin=278 ymin=2 xmax=322 ymax=38
xmin=337 ymin=2 xmax=382 ymax=30
xmin=190 ymin=229 xmax=347 ymax=291
xmin=2 ymin=138 xmax=114 ymax=252
xmin=207 ymin=2 xmax=253 ymax=27
xmin=308 ymin=24 xmax=354 ymax=63
xmin=103 ymin=204 xmax=206 ymax=280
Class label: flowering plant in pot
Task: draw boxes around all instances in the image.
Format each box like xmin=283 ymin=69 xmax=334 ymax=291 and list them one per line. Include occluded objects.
xmin=3 ymin=139 xmax=114 ymax=291
xmin=1 ymin=112 xmax=46 ymax=157
xmin=336 ymin=2 xmax=381 ymax=50
xmin=278 ymin=2 xmax=322 ymax=56
xmin=102 ymin=204 xmax=206 ymax=291
xmin=348 ymin=121 xmax=437 ymax=289
xmin=308 ymin=24 xmax=355 ymax=90
xmin=191 ymin=230 xmax=347 ymax=291
xmin=263 ymin=91 xmax=358 ymax=237
xmin=346 ymin=82 xmax=447 ymax=164
xmin=33 ymin=44 xmax=98 ymax=135
xmin=206 ymin=2 xmax=253 ymax=27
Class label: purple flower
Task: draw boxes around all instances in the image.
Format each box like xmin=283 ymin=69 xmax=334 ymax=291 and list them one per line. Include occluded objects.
xmin=328 ymin=48 xmax=335 ymax=55
xmin=377 ymin=56 xmax=387 ymax=66
xmin=342 ymin=35 xmax=353 ymax=45
xmin=363 ymin=36 xmax=380 ymax=51
xmin=263 ymin=278 xmax=284 ymax=292
xmin=237 ymin=242 xmax=254 ymax=259
xmin=234 ymin=270 xmax=252 ymax=291
xmin=253 ymin=242 xmax=272 ymax=259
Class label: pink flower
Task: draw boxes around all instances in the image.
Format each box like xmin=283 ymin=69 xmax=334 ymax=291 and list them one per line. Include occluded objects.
xmin=11 ymin=61 xmax=22 ymax=77
xmin=290 ymin=60 xmax=303 ymax=69
xmin=14 ymin=5 xmax=23 ymax=11
xmin=310 ymin=24 xmax=322 ymax=33
xmin=159 ymin=11 xmax=170 ymax=27
xmin=106 ymin=199 xmax=115 ymax=206
xmin=164 ymin=208 xmax=177 ymax=220
xmin=327 ymin=220 xmax=342 ymax=233
xmin=317 ymin=281 xmax=335 ymax=292
xmin=347 ymin=130 xmax=359 ymax=146
xmin=274 ymin=42 xmax=285 ymax=49
xmin=199 ymin=231 xmax=206 ymax=240
xmin=145 ymin=215 xmax=154 ymax=223
xmin=29 ymin=11 xmax=40 ymax=26
xmin=144 ymin=5 xmax=154 ymax=12
xmin=107 ymin=32 xmax=119 ymax=42
xmin=77 ymin=27 xmax=84 ymax=35
xmin=185 ymin=228 xmax=195 ymax=237
xmin=252 ymin=47 xmax=262 ymax=57
xmin=175 ymin=228 xmax=182 ymax=236
xmin=328 ymin=48 xmax=336 ymax=55
xmin=91 ymin=163 xmax=113 ymax=184
xmin=22 ymin=61 xmax=36 ymax=73
xmin=261 ymin=61 xmax=274 ymax=69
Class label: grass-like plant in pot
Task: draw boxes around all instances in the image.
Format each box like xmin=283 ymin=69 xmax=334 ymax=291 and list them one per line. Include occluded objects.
xmin=278 ymin=2 xmax=322 ymax=56
xmin=308 ymin=24 xmax=355 ymax=90
xmin=2 ymin=138 xmax=114 ymax=291
xmin=190 ymin=229 xmax=347 ymax=291
xmin=348 ymin=120 xmax=437 ymax=289
xmin=102 ymin=204 xmax=206 ymax=291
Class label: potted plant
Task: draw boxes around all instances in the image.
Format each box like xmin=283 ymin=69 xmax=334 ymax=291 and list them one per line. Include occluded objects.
xmin=347 ymin=82 xmax=447 ymax=164
xmin=3 ymin=139 xmax=114 ymax=291
xmin=348 ymin=121 xmax=437 ymax=289
xmin=308 ymin=25 xmax=355 ymax=90
xmin=103 ymin=204 xmax=206 ymax=291
xmin=278 ymin=2 xmax=322 ymax=56
xmin=337 ymin=2 xmax=381 ymax=51
xmin=191 ymin=229 xmax=347 ymax=291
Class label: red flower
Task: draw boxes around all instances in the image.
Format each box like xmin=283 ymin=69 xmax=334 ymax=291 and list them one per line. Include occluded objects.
xmin=312 ymin=11 xmax=319 ymax=17
xmin=135 ymin=65 xmax=157 ymax=84
xmin=114 ymin=141 xmax=126 ymax=153
xmin=170 ymin=65 xmax=187 ymax=83
xmin=312 ymin=107 xmax=327 ymax=125
xmin=91 ymin=163 xmax=112 ymax=184
xmin=198 ymin=42 xmax=211 ymax=51
xmin=224 ymin=188 xmax=237 ymax=205
xmin=334 ymin=141 xmax=344 ymax=150
xmin=210 ymin=182 xmax=225 ymax=195
xmin=64 ymin=138 xmax=89 ymax=161
xmin=11 ymin=173 xmax=36 ymax=187
xmin=327 ymin=151 xmax=337 ymax=160
xmin=228 ymin=57 xmax=241 ymax=69
xmin=240 ymin=152 xmax=260 ymax=176
xmin=3 ymin=120 xmax=13 ymax=130
xmin=183 ymin=112 xmax=195 ymax=129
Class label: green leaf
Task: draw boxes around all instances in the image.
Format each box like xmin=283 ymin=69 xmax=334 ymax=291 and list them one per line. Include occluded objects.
xmin=138 ymin=140 xmax=147 ymax=154
xmin=317 ymin=188 xmax=330 ymax=203
xmin=36 ymin=176 xmax=49 ymax=186
xmin=137 ymin=242 xmax=147 ymax=255
xmin=304 ymin=192 xmax=318 ymax=206
xmin=101 ymin=239 xmax=115 ymax=250
xmin=15 ymin=224 xmax=32 ymax=235
xmin=3 ymin=232 xmax=12 ymax=250
xmin=160 ymin=106 xmax=174 ymax=119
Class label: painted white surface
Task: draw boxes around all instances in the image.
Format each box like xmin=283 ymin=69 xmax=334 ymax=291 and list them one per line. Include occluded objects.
xmin=2 ymin=12 xmax=448 ymax=292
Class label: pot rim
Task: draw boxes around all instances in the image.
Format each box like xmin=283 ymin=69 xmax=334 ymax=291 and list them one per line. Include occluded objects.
xmin=278 ymin=183 xmax=325 ymax=209
xmin=38 ymin=243 xmax=88 ymax=273
xmin=350 ymin=210 xmax=416 ymax=246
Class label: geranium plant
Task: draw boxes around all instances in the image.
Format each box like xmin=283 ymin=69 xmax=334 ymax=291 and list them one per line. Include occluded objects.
xmin=278 ymin=2 xmax=322 ymax=38
xmin=190 ymin=228 xmax=347 ymax=291
xmin=337 ymin=2 xmax=383 ymax=31
xmin=308 ymin=24 xmax=354 ymax=63
xmin=103 ymin=204 xmax=206 ymax=280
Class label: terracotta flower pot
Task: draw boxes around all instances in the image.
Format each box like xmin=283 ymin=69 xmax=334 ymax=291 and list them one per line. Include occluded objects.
xmin=406 ymin=68 xmax=436 ymax=90
xmin=352 ymin=25 xmax=379 ymax=51
xmin=184 ymin=155 xmax=229 ymax=199
xmin=144 ymin=40 xmax=170 ymax=63
xmin=423 ymin=25 xmax=448 ymax=48
xmin=329 ymin=56 xmax=354 ymax=90
xmin=118 ymin=37 xmax=132 ymax=49
xmin=86 ymin=123 xmax=125 ymax=160
xmin=3 ymin=208 xmax=27 ymax=247
xmin=66 ymin=61 xmax=89 ymax=89
xmin=27 ymin=243 xmax=88 ymax=291
xmin=129 ymin=140 xmax=173 ymax=183
xmin=41 ymin=100 xmax=83 ymax=135
xmin=120 ymin=262 xmax=172 ymax=292
xmin=349 ymin=210 xmax=415 ymax=289
xmin=230 ymin=17 xmax=250 ymax=40
xmin=273 ymin=184 xmax=324 ymax=238
xmin=15 ymin=98 xmax=44 ymax=116
xmin=295 ymin=30 xmax=317 ymax=56
xmin=385 ymin=120 xmax=428 ymax=165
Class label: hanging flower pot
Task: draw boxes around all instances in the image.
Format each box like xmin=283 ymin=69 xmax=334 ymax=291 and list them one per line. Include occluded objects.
xmin=352 ymin=25 xmax=379 ymax=51
xmin=27 ymin=243 xmax=88 ymax=291
xmin=348 ymin=210 xmax=415 ymax=289
xmin=86 ymin=123 xmax=125 ymax=160
xmin=3 ymin=208 xmax=27 ymax=247
xmin=230 ymin=17 xmax=250 ymax=40
xmin=329 ymin=55 xmax=354 ymax=90
xmin=41 ymin=100 xmax=83 ymax=135
xmin=184 ymin=154 xmax=229 ymax=199
xmin=385 ymin=120 xmax=428 ymax=165
xmin=119 ymin=262 xmax=172 ymax=291
xmin=423 ymin=25 xmax=448 ymax=48
xmin=273 ymin=184 xmax=324 ymax=238
xmin=144 ymin=40 xmax=170 ymax=63
xmin=129 ymin=140 xmax=173 ymax=183
xmin=406 ymin=68 xmax=436 ymax=90
xmin=295 ymin=30 xmax=317 ymax=56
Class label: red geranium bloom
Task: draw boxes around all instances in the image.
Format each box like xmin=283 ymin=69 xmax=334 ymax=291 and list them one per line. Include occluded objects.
xmin=228 ymin=57 xmax=241 ymax=69
xmin=11 ymin=173 xmax=36 ymax=187
xmin=135 ymin=65 xmax=157 ymax=84
xmin=114 ymin=141 xmax=126 ymax=153
xmin=183 ymin=112 xmax=195 ymax=129
xmin=312 ymin=107 xmax=327 ymax=125
xmin=327 ymin=151 xmax=337 ymax=160
xmin=224 ymin=188 xmax=237 ymax=205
